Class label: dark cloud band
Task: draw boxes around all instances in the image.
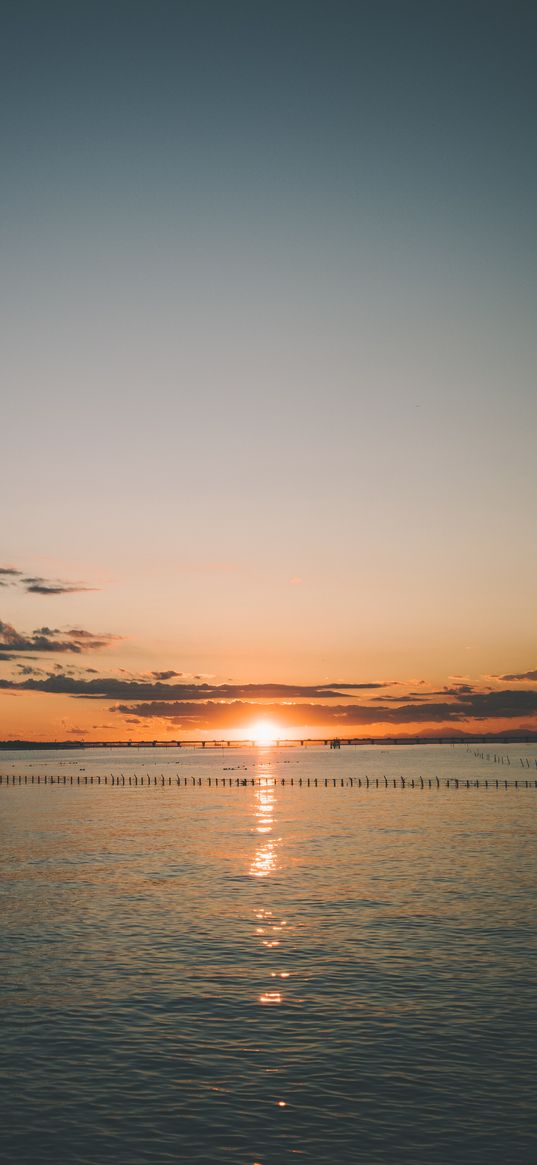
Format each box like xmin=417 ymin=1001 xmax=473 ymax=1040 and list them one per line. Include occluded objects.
xmin=0 ymin=621 xmax=119 ymax=657
xmin=0 ymin=672 xmax=389 ymax=699
xmin=109 ymin=690 xmax=537 ymax=728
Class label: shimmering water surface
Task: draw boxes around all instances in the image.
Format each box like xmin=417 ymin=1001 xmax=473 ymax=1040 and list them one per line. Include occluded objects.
xmin=1 ymin=745 xmax=536 ymax=1164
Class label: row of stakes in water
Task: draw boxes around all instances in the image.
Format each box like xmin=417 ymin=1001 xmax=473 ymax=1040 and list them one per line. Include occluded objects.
xmin=470 ymin=749 xmax=537 ymax=768
xmin=1 ymin=773 xmax=537 ymax=789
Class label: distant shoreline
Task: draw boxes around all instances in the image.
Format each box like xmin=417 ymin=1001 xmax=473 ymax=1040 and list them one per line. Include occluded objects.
xmin=1 ymin=734 xmax=536 ymax=750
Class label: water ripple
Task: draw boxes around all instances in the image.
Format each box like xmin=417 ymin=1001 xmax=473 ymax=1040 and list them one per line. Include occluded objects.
xmin=1 ymin=745 xmax=536 ymax=1163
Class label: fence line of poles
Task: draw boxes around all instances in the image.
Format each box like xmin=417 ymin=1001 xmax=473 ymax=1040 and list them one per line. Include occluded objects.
xmin=468 ymin=747 xmax=537 ymax=768
xmin=1 ymin=773 xmax=536 ymax=790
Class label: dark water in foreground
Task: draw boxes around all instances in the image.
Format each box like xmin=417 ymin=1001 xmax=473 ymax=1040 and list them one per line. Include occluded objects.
xmin=1 ymin=745 xmax=536 ymax=1164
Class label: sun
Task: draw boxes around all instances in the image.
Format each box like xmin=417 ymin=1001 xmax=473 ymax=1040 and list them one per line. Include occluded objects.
xmin=251 ymin=718 xmax=279 ymax=746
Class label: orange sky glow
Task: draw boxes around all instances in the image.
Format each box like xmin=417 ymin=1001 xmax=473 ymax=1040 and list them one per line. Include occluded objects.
xmin=1 ymin=588 xmax=536 ymax=744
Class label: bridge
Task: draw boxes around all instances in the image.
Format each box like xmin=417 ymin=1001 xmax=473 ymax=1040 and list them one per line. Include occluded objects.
xmin=1 ymin=735 xmax=535 ymax=750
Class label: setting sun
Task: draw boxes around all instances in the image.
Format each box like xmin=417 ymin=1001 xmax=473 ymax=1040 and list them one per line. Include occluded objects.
xmin=251 ymin=719 xmax=279 ymax=746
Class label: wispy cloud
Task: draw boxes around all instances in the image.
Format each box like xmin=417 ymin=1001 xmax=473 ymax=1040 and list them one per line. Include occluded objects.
xmin=0 ymin=621 xmax=121 ymax=659
xmin=0 ymin=566 xmax=97 ymax=595
xmin=0 ymin=567 xmax=22 ymax=584
xmin=151 ymin=670 xmax=184 ymax=681
xmin=491 ymin=669 xmax=537 ymax=682
xmin=22 ymin=577 xmax=97 ymax=595
xmin=0 ymin=674 xmax=390 ymax=700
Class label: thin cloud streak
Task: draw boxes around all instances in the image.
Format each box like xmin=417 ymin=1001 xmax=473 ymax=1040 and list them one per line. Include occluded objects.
xmin=0 ymin=566 xmax=97 ymax=595
xmin=0 ymin=621 xmax=120 ymax=658
xmin=0 ymin=674 xmax=390 ymax=700
xmin=493 ymin=669 xmax=537 ymax=682
xmin=23 ymin=578 xmax=97 ymax=595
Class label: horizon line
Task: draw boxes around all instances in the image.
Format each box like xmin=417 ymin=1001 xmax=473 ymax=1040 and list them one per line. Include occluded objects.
xmin=2 ymin=732 xmax=537 ymax=749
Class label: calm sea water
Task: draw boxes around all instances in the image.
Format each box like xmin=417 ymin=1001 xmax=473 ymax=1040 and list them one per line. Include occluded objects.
xmin=1 ymin=745 xmax=536 ymax=1165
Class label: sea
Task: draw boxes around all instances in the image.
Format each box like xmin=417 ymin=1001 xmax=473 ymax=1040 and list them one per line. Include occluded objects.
xmin=1 ymin=743 xmax=536 ymax=1165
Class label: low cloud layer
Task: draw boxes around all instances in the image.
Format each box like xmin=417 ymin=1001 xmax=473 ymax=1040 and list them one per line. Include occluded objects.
xmin=1 ymin=669 xmax=535 ymax=732
xmin=0 ymin=673 xmax=390 ymax=700
xmin=2 ymin=631 xmax=537 ymax=735
xmin=0 ymin=621 xmax=120 ymax=659
xmin=109 ymin=689 xmax=537 ymax=729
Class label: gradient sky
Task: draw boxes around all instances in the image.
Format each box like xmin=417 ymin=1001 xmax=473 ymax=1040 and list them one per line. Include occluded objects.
xmin=1 ymin=0 xmax=536 ymax=740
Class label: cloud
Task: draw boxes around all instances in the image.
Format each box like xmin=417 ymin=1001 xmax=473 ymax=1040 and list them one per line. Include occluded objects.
xmin=2 ymin=651 xmax=534 ymax=733
xmin=369 ymin=684 xmax=475 ymax=703
xmin=0 ymin=674 xmax=391 ymax=700
xmin=4 ymin=665 xmax=533 ymax=729
xmin=65 ymin=628 xmax=110 ymax=641
xmin=0 ymin=620 xmax=120 ymax=658
xmin=1 ymin=661 xmax=531 ymax=731
xmin=0 ymin=566 xmax=97 ymax=595
xmin=107 ymin=690 xmax=537 ymax=730
xmin=22 ymin=577 xmax=97 ymax=595
xmin=151 ymin=670 xmax=183 ymax=681
xmin=492 ymin=669 xmax=537 ymax=682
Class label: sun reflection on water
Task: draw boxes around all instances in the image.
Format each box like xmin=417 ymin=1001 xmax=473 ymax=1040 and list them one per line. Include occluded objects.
xmin=249 ymin=781 xmax=278 ymax=879
xmin=248 ymin=777 xmax=293 ymax=1022
xmin=259 ymin=991 xmax=282 ymax=1005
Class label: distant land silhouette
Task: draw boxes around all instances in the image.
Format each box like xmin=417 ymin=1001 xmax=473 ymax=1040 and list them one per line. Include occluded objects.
xmin=2 ymin=731 xmax=537 ymax=750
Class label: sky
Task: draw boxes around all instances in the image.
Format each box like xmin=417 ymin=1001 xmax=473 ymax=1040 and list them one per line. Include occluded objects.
xmin=1 ymin=0 xmax=536 ymax=741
